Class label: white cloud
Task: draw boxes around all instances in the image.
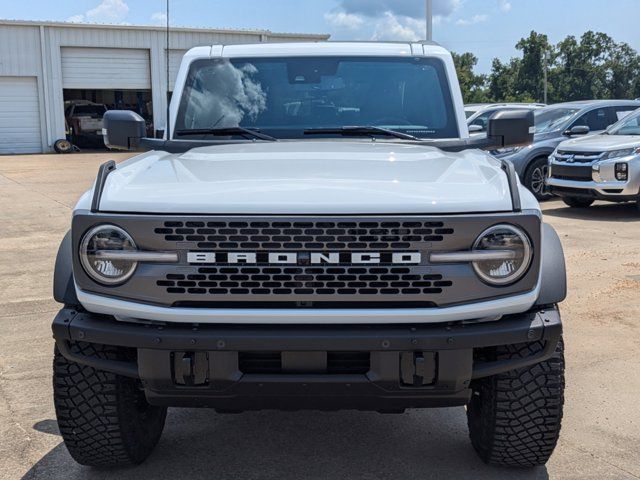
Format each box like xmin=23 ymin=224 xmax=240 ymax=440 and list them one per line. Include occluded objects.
xmin=67 ymin=14 xmax=86 ymax=23
xmin=324 ymin=11 xmax=365 ymax=30
xmin=67 ymin=0 xmax=129 ymax=24
xmin=456 ymin=14 xmax=489 ymax=26
xmin=499 ymin=0 xmax=512 ymax=12
xmin=337 ymin=0 xmax=461 ymax=20
xmin=371 ymin=12 xmax=423 ymax=42
xmin=151 ymin=12 xmax=167 ymax=25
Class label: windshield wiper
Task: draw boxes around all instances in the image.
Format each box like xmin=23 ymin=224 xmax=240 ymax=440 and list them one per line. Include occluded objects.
xmin=175 ymin=127 xmax=278 ymax=141
xmin=304 ymin=126 xmax=420 ymax=141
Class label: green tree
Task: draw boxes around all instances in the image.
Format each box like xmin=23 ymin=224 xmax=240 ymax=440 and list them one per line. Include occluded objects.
xmin=451 ymin=52 xmax=489 ymax=103
xmin=453 ymin=30 xmax=640 ymax=104
xmin=514 ymin=31 xmax=552 ymax=102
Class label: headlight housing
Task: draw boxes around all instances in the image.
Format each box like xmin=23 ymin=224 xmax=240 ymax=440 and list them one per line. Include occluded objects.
xmin=490 ymin=146 xmax=522 ymax=156
xmin=79 ymin=225 xmax=137 ymax=285
xmin=472 ymin=224 xmax=532 ymax=286
xmin=601 ymin=148 xmax=639 ymax=160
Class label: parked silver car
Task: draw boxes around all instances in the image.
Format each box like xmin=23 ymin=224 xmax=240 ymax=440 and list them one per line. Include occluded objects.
xmin=547 ymin=107 xmax=640 ymax=210
xmin=495 ymin=100 xmax=640 ymax=199
xmin=465 ymin=103 xmax=545 ymax=134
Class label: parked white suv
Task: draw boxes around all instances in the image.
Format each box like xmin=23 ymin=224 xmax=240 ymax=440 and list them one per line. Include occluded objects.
xmin=547 ymin=107 xmax=640 ymax=210
xmin=52 ymin=42 xmax=566 ymax=469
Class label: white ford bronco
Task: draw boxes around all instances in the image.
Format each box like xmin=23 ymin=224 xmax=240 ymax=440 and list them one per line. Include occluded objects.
xmin=52 ymin=42 xmax=566 ymax=468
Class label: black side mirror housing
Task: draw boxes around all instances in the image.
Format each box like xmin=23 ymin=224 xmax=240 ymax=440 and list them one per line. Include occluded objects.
xmin=486 ymin=109 xmax=534 ymax=149
xmin=103 ymin=110 xmax=147 ymax=150
xmin=563 ymin=125 xmax=590 ymax=136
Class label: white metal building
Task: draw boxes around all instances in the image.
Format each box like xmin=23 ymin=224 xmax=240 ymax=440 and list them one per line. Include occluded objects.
xmin=0 ymin=20 xmax=329 ymax=154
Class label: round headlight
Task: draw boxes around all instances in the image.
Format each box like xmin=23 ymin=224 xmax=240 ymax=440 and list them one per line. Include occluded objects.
xmin=80 ymin=225 xmax=137 ymax=285
xmin=472 ymin=224 xmax=532 ymax=286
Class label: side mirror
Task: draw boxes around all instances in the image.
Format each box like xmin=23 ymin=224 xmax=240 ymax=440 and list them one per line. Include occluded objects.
xmin=563 ymin=125 xmax=589 ymax=136
xmin=103 ymin=110 xmax=147 ymax=150
xmin=486 ymin=109 xmax=534 ymax=149
xmin=468 ymin=124 xmax=484 ymax=133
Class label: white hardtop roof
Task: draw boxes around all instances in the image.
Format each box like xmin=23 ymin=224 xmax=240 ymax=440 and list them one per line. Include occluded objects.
xmin=185 ymin=41 xmax=449 ymax=59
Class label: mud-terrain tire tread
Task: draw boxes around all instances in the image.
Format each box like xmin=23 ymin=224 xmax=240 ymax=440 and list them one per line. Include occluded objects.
xmin=53 ymin=342 xmax=167 ymax=467
xmin=466 ymin=338 xmax=565 ymax=467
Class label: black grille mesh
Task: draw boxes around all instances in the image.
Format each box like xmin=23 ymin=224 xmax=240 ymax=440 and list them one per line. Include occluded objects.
xmin=550 ymin=165 xmax=593 ymax=181
xmin=157 ymin=266 xmax=452 ymax=296
xmin=154 ymin=220 xmax=454 ymax=250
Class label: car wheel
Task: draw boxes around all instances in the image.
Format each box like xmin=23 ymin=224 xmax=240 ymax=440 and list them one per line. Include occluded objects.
xmin=524 ymin=157 xmax=552 ymax=200
xmin=562 ymin=197 xmax=594 ymax=208
xmin=466 ymin=337 xmax=565 ymax=467
xmin=54 ymin=342 xmax=167 ymax=467
xmin=54 ymin=139 xmax=73 ymax=154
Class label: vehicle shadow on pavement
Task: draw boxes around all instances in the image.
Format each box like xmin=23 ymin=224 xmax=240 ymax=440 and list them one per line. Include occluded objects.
xmin=543 ymin=201 xmax=639 ymax=222
xmin=25 ymin=408 xmax=549 ymax=480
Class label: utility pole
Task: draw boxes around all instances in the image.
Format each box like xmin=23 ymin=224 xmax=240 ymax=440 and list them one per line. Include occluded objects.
xmin=543 ymin=50 xmax=549 ymax=104
xmin=426 ymin=0 xmax=433 ymax=41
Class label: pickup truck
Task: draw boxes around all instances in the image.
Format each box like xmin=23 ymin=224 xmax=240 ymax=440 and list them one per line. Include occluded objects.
xmin=52 ymin=41 xmax=567 ymax=469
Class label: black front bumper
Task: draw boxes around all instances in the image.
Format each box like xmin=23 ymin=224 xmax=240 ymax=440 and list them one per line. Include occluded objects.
xmin=52 ymin=307 xmax=562 ymax=411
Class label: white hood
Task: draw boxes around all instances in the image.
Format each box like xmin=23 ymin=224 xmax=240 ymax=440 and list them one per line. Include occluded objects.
xmin=94 ymin=142 xmax=517 ymax=214
xmin=559 ymin=133 xmax=640 ymax=152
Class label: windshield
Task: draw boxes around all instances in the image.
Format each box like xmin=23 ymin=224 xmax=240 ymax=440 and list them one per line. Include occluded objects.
xmin=73 ymin=105 xmax=107 ymax=117
xmin=607 ymin=109 xmax=640 ymax=135
xmin=175 ymin=56 xmax=459 ymax=140
xmin=534 ymin=107 xmax=580 ymax=134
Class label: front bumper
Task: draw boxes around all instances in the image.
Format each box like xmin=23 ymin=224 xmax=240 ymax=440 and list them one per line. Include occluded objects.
xmin=547 ymin=177 xmax=639 ymax=201
xmin=547 ymin=158 xmax=640 ymax=200
xmin=52 ymin=306 xmax=562 ymax=411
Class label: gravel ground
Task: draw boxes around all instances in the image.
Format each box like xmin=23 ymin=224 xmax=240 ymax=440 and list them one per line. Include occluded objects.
xmin=0 ymin=152 xmax=638 ymax=480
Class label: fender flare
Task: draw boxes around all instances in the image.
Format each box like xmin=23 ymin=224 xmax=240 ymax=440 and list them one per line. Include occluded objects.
xmin=535 ymin=223 xmax=567 ymax=306
xmin=53 ymin=230 xmax=79 ymax=306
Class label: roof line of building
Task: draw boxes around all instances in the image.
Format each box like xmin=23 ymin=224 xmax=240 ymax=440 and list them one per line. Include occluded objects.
xmin=0 ymin=18 xmax=331 ymax=39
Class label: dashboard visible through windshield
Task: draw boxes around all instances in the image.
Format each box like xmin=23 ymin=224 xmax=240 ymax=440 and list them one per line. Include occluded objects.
xmin=175 ymin=56 xmax=459 ymax=140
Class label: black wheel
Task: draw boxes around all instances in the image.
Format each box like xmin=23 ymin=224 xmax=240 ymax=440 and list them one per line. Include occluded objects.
xmin=466 ymin=338 xmax=565 ymax=467
xmin=524 ymin=157 xmax=551 ymax=200
xmin=562 ymin=197 xmax=594 ymax=208
xmin=53 ymin=342 xmax=167 ymax=467
xmin=54 ymin=138 xmax=73 ymax=154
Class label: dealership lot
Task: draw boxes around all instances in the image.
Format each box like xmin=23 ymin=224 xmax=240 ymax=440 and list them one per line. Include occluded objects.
xmin=0 ymin=153 xmax=638 ymax=480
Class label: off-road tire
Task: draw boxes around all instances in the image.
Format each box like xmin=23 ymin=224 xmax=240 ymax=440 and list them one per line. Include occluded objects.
xmin=524 ymin=157 xmax=552 ymax=200
xmin=562 ymin=197 xmax=594 ymax=208
xmin=53 ymin=342 xmax=167 ymax=467
xmin=466 ymin=337 xmax=565 ymax=467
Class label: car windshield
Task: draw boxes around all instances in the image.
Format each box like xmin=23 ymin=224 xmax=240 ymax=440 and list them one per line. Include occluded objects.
xmin=74 ymin=105 xmax=106 ymax=117
xmin=606 ymin=109 xmax=640 ymax=135
xmin=175 ymin=56 xmax=459 ymax=140
xmin=534 ymin=107 xmax=580 ymax=133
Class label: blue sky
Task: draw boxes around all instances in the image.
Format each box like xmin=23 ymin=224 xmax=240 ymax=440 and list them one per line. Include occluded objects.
xmin=1 ymin=0 xmax=638 ymax=73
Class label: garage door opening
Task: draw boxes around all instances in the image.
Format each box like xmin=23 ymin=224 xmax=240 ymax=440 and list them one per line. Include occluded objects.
xmin=63 ymin=89 xmax=153 ymax=149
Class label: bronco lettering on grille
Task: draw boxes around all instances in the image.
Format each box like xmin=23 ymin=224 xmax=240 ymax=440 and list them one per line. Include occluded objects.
xmin=186 ymin=251 xmax=422 ymax=265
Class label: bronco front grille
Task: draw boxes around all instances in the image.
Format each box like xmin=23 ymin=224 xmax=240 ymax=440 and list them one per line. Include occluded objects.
xmin=157 ymin=266 xmax=452 ymax=296
xmin=73 ymin=213 xmax=543 ymax=308
xmin=154 ymin=220 xmax=454 ymax=250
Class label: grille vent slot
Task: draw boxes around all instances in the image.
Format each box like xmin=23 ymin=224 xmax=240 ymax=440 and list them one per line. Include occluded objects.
xmin=155 ymin=220 xmax=454 ymax=250
xmin=156 ymin=266 xmax=452 ymax=296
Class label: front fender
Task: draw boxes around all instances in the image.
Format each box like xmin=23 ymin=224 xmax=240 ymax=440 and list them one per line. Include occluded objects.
xmin=53 ymin=230 xmax=79 ymax=306
xmin=535 ymin=223 xmax=567 ymax=306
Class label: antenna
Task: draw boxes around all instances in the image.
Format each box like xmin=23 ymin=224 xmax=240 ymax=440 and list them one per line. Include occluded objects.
xmin=165 ymin=0 xmax=171 ymax=141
